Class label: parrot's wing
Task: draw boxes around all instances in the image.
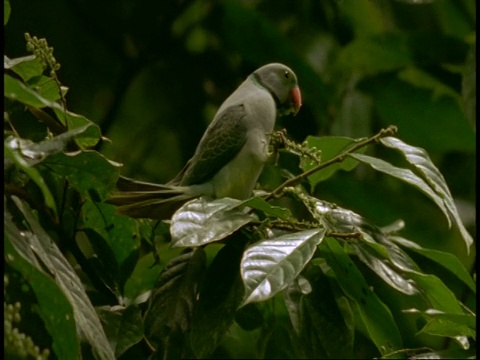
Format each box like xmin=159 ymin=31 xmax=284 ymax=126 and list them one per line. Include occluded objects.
xmin=172 ymin=103 xmax=248 ymax=186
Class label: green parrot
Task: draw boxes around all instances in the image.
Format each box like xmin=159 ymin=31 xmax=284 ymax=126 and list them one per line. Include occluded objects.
xmin=107 ymin=63 xmax=302 ymax=219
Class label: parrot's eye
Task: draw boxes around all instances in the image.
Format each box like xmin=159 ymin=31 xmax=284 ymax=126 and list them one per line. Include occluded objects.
xmin=284 ymin=71 xmax=290 ymax=79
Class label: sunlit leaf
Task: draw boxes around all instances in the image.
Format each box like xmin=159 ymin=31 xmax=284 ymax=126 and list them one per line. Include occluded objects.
xmin=170 ymin=197 xmax=256 ymax=247
xmin=241 ymin=228 xmax=325 ymax=306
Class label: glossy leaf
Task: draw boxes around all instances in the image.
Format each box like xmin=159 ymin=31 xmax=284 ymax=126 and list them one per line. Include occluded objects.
xmin=9 ymin=197 xmax=115 ymax=360
xmin=241 ymin=228 xmax=325 ymax=306
xmin=352 ymin=243 xmax=418 ymax=295
xmin=380 ymin=136 xmax=474 ymax=252
xmin=391 ymin=236 xmax=475 ymax=293
xmin=170 ymin=197 xmax=256 ymax=247
xmin=348 ymin=153 xmax=452 ymax=228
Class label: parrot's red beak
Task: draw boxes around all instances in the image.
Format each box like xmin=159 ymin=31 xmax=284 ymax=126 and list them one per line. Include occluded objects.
xmin=291 ymin=86 xmax=302 ymax=116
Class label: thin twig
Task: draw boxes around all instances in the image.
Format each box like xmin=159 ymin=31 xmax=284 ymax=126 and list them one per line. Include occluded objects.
xmin=265 ymin=125 xmax=398 ymax=200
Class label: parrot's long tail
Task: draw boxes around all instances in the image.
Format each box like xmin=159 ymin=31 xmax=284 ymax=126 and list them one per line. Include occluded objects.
xmin=105 ymin=176 xmax=196 ymax=220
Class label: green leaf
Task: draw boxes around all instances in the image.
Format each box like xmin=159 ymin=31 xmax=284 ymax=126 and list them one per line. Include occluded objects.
xmin=348 ymin=153 xmax=452 ymax=228
xmin=9 ymin=197 xmax=115 ymax=360
xmin=28 ymin=75 xmax=62 ymax=102
xmin=321 ymin=237 xmax=403 ymax=355
xmin=240 ymin=228 xmax=326 ymax=306
xmin=5 ymin=211 xmax=80 ymax=360
xmin=300 ymin=136 xmax=364 ymax=189
xmin=397 ymin=67 xmax=460 ymax=101
xmin=380 ymin=136 xmax=474 ymax=253
xmin=337 ymin=33 xmax=412 ymax=76
xmin=4 ymin=0 xmax=10 ymax=25
xmin=97 ymin=305 xmax=144 ymax=358
xmin=461 ymin=43 xmax=475 ymax=130
xmin=4 ymin=73 xmax=64 ymax=111
xmin=352 ymin=243 xmax=418 ymax=295
xmin=5 ymin=139 xmax=57 ymax=214
xmin=390 ymin=236 xmax=475 ymax=293
xmin=241 ymin=196 xmax=292 ymax=219
xmin=404 ymin=271 xmax=465 ymax=315
xmin=82 ymin=200 xmax=140 ymax=267
xmin=284 ymin=267 xmax=355 ymax=359
xmin=6 ymin=123 xmax=97 ymax=167
xmin=170 ymin=197 xmax=256 ymax=247
xmin=404 ymin=309 xmax=475 ymax=350
xmin=43 ymin=150 xmax=121 ymax=200
xmin=4 ymin=55 xmax=45 ymax=81
xmin=144 ymin=248 xmax=206 ymax=355
xmin=190 ymin=238 xmax=248 ymax=358
xmin=360 ymin=75 xmax=475 ymax=153
xmin=53 ymin=109 xmax=102 ymax=148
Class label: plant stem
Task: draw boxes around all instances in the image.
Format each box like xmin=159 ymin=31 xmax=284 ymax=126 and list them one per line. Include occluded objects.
xmin=265 ymin=125 xmax=398 ymax=200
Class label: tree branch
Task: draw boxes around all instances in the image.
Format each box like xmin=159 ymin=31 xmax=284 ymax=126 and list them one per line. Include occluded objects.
xmin=264 ymin=125 xmax=398 ymax=200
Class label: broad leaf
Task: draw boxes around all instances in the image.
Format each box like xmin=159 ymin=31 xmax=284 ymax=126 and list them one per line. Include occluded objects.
xmin=4 ymin=73 xmax=64 ymax=111
xmin=352 ymin=243 xmax=418 ymax=295
xmin=4 ymin=55 xmax=45 ymax=81
xmin=284 ymin=267 xmax=354 ymax=359
xmin=348 ymin=153 xmax=452 ymax=228
xmin=240 ymin=228 xmax=325 ymax=306
xmin=241 ymin=196 xmax=292 ymax=219
xmin=300 ymin=136 xmax=364 ymax=189
xmin=144 ymin=248 xmax=206 ymax=356
xmin=5 ymin=211 xmax=79 ymax=360
xmin=170 ymin=197 xmax=256 ymax=247
xmin=391 ymin=236 xmax=475 ymax=293
xmin=43 ymin=150 xmax=121 ymax=200
xmin=97 ymin=305 xmax=144 ymax=358
xmin=5 ymin=139 xmax=57 ymax=214
xmin=380 ymin=136 xmax=474 ymax=253
xmin=321 ymin=237 xmax=403 ymax=355
xmin=9 ymin=197 xmax=115 ymax=360
xmin=190 ymin=237 xmax=248 ymax=358
xmin=5 ymin=123 xmax=97 ymax=167
xmin=404 ymin=309 xmax=475 ymax=350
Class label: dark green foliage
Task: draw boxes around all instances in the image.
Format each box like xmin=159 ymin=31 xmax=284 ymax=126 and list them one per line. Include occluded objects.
xmin=4 ymin=1 xmax=475 ymax=359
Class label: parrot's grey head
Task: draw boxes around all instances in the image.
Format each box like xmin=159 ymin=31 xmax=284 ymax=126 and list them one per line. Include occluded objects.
xmin=252 ymin=63 xmax=302 ymax=116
